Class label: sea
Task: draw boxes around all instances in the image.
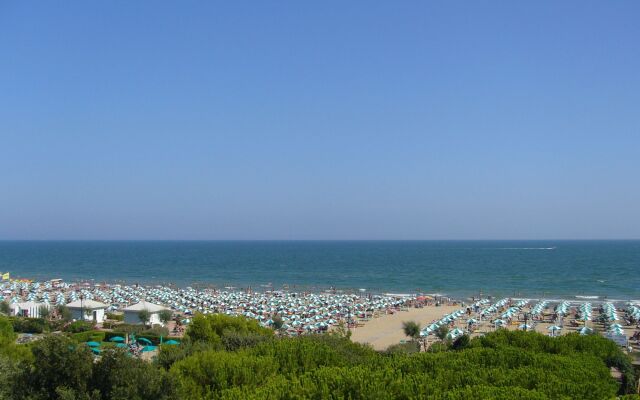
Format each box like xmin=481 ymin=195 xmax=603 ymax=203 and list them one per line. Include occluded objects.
xmin=0 ymin=240 xmax=638 ymax=301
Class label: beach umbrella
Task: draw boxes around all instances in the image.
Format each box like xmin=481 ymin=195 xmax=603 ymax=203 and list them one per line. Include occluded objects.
xmin=548 ymin=325 xmax=561 ymax=337
xmin=579 ymin=327 xmax=593 ymax=335
xmin=446 ymin=328 xmax=463 ymax=340
xmin=138 ymin=337 xmax=152 ymax=345
xmin=518 ymin=323 xmax=532 ymax=331
xmin=467 ymin=318 xmax=478 ymax=325
xmin=141 ymin=345 xmax=157 ymax=352
xmin=86 ymin=341 xmax=101 ymax=347
xmin=115 ymin=343 xmax=127 ymax=348
xmin=91 ymin=348 xmax=101 ymax=354
xmin=164 ymin=340 xmax=180 ymax=345
xmin=548 ymin=325 xmax=562 ymax=331
xmin=109 ymin=336 xmax=125 ymax=342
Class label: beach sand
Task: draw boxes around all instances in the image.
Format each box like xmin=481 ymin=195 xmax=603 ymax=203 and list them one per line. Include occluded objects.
xmin=351 ymin=305 xmax=460 ymax=350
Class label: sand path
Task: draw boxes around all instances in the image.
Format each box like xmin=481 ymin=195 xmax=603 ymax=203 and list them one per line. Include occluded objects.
xmin=351 ymin=305 xmax=460 ymax=350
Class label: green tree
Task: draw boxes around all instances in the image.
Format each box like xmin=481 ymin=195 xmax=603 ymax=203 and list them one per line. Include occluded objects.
xmin=435 ymin=325 xmax=449 ymax=340
xmin=138 ymin=309 xmax=151 ymax=327
xmin=159 ymin=309 xmax=173 ymax=326
xmin=185 ymin=314 xmax=272 ymax=345
xmin=0 ymin=301 xmax=10 ymax=315
xmin=402 ymin=321 xmax=421 ymax=341
xmin=56 ymin=305 xmax=72 ymax=322
xmin=38 ymin=305 xmax=51 ymax=320
xmin=92 ymin=349 xmax=175 ymax=400
xmin=271 ymin=315 xmax=284 ymax=331
xmin=29 ymin=335 xmax=94 ymax=400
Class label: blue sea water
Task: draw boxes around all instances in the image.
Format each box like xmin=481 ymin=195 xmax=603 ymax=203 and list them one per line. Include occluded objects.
xmin=0 ymin=241 xmax=638 ymax=300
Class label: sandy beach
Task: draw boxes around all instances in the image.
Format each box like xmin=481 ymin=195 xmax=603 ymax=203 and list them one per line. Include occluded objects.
xmin=351 ymin=305 xmax=459 ymax=350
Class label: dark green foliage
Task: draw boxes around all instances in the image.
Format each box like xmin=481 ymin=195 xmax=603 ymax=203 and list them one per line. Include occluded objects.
xmin=384 ymin=340 xmax=420 ymax=355
xmin=0 ymin=316 xmax=634 ymax=399
xmin=435 ymin=324 xmax=449 ymax=340
xmin=29 ymin=335 xmax=95 ymax=399
xmin=10 ymin=317 xmax=45 ymax=333
xmin=221 ymin=329 xmax=272 ymax=351
xmin=185 ymin=314 xmax=272 ymax=345
xmin=106 ymin=312 xmax=124 ymax=321
xmin=137 ymin=309 xmax=151 ymax=326
xmin=0 ymin=301 xmax=10 ymax=315
xmin=56 ymin=305 xmax=72 ymax=322
xmin=64 ymin=320 xmax=93 ymax=333
xmin=141 ymin=326 xmax=169 ymax=337
xmin=92 ymin=349 xmax=174 ymax=400
xmin=158 ymin=310 xmax=173 ymax=325
xmin=451 ymin=333 xmax=471 ymax=350
xmin=271 ymin=314 xmax=284 ymax=331
xmin=401 ymin=320 xmax=421 ymax=340
xmin=38 ymin=305 xmax=51 ymax=320
xmin=155 ymin=340 xmax=219 ymax=370
xmin=72 ymin=330 xmax=106 ymax=343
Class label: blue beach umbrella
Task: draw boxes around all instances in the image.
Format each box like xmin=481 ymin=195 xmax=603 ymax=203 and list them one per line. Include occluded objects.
xmin=138 ymin=337 xmax=152 ymax=345
xmin=109 ymin=336 xmax=125 ymax=342
xmin=86 ymin=341 xmax=101 ymax=347
xmin=164 ymin=340 xmax=180 ymax=345
xmin=115 ymin=343 xmax=127 ymax=348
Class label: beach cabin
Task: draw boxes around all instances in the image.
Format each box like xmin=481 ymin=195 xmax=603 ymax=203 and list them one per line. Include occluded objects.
xmin=66 ymin=299 xmax=108 ymax=323
xmin=123 ymin=301 xmax=169 ymax=326
xmin=9 ymin=301 xmax=49 ymax=318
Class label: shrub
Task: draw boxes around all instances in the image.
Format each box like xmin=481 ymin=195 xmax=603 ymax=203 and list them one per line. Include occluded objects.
xmin=10 ymin=317 xmax=45 ymax=334
xmin=64 ymin=320 xmax=93 ymax=333
xmin=105 ymin=312 xmax=124 ymax=321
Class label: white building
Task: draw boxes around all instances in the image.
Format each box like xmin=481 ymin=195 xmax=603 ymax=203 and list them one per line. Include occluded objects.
xmin=123 ymin=301 xmax=170 ymax=326
xmin=9 ymin=301 xmax=49 ymax=318
xmin=66 ymin=299 xmax=108 ymax=323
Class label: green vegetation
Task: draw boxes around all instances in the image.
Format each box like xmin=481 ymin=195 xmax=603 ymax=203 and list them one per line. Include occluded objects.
xmin=0 ymin=313 xmax=636 ymax=399
xmin=138 ymin=309 xmax=151 ymax=327
xmin=159 ymin=310 xmax=173 ymax=325
xmin=401 ymin=320 xmax=421 ymax=341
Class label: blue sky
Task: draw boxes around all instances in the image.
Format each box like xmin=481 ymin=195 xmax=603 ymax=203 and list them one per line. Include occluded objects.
xmin=1 ymin=2 xmax=639 ymax=240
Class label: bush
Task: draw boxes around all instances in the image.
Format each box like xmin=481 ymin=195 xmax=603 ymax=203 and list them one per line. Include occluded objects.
xmin=10 ymin=317 xmax=45 ymax=333
xmin=384 ymin=341 xmax=420 ymax=355
xmin=104 ymin=331 xmax=128 ymax=342
xmin=142 ymin=326 xmax=170 ymax=337
xmin=105 ymin=312 xmax=124 ymax=321
xmin=64 ymin=320 xmax=93 ymax=333
xmin=72 ymin=330 xmax=105 ymax=343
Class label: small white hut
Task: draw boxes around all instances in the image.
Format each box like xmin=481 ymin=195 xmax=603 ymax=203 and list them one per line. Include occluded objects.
xmin=66 ymin=299 xmax=108 ymax=323
xmin=123 ymin=301 xmax=169 ymax=326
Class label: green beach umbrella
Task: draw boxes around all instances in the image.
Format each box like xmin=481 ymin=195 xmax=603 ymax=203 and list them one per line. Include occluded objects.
xmin=548 ymin=325 xmax=561 ymax=331
xmin=141 ymin=345 xmax=157 ymax=352
xmin=86 ymin=341 xmax=101 ymax=347
xmin=164 ymin=340 xmax=180 ymax=345
xmin=91 ymin=347 xmax=101 ymax=354
xmin=579 ymin=327 xmax=593 ymax=335
xmin=109 ymin=336 xmax=125 ymax=342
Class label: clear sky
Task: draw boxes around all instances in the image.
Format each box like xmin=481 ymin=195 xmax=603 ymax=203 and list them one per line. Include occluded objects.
xmin=1 ymin=2 xmax=639 ymax=240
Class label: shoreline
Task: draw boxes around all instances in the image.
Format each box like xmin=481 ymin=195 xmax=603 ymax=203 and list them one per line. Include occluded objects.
xmin=3 ymin=273 xmax=639 ymax=305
